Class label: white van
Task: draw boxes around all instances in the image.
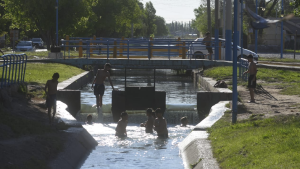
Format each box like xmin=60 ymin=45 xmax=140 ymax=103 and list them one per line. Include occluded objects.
xmin=188 ymin=38 xmax=259 ymax=62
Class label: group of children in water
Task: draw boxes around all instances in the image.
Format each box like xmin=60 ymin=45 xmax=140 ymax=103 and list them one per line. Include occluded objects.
xmin=86 ymin=108 xmax=189 ymax=139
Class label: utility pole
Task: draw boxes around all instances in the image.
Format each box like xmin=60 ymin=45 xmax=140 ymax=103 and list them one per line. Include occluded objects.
xmin=223 ymin=0 xmax=226 ymax=38
xmin=214 ymin=0 xmax=219 ymax=60
xmin=281 ymin=0 xmax=284 ymax=58
xmin=255 ymin=0 xmax=258 ymax=54
xmin=232 ymin=0 xmax=238 ymax=123
xmin=225 ymin=0 xmax=232 ymax=61
xmin=207 ymin=0 xmax=211 ymax=33
xmin=237 ymin=0 xmax=241 ymax=46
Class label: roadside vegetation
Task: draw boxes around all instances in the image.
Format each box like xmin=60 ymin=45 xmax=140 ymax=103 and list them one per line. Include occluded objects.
xmin=204 ymin=66 xmax=300 ymax=168
xmin=203 ymin=66 xmax=300 ymax=96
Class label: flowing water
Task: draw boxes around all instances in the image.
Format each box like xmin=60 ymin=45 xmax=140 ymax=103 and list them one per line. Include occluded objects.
xmin=79 ymin=69 xmax=203 ymax=168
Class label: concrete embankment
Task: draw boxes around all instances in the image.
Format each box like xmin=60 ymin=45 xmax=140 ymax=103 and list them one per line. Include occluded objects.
xmin=194 ymin=70 xmax=232 ymax=119
xmin=179 ymin=71 xmax=232 ymax=169
xmin=50 ymin=71 xmax=97 ymax=169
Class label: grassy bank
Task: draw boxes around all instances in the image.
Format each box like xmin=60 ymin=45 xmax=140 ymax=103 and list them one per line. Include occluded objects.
xmin=25 ymin=63 xmax=85 ymax=84
xmin=203 ymin=66 xmax=300 ymax=96
xmin=208 ymin=114 xmax=300 ymax=168
xmin=0 ymin=63 xmax=84 ymax=168
xmin=259 ymin=57 xmax=300 ymax=63
xmin=204 ymin=66 xmax=300 ymax=168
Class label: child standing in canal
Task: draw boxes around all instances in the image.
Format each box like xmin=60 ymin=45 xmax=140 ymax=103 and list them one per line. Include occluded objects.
xmin=154 ymin=108 xmax=168 ymax=138
xmin=44 ymin=73 xmax=59 ymax=124
xmin=115 ymin=112 xmax=128 ymax=138
xmin=91 ymin=63 xmax=116 ymax=108
xmin=140 ymin=108 xmax=154 ymax=133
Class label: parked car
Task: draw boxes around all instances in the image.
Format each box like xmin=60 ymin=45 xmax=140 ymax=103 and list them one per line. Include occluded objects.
xmin=31 ymin=38 xmax=44 ymax=49
xmin=188 ymin=38 xmax=259 ymax=62
xmin=15 ymin=41 xmax=35 ymax=52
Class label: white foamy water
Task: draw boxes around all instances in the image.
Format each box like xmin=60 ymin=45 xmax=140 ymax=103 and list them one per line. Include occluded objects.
xmin=80 ymin=123 xmax=193 ymax=169
xmin=140 ymin=0 xmax=201 ymax=23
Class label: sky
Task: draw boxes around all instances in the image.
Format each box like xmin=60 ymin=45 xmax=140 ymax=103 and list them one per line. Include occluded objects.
xmin=140 ymin=0 xmax=201 ymax=23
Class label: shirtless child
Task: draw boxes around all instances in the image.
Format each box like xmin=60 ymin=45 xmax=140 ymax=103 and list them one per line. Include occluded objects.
xmin=115 ymin=112 xmax=128 ymax=138
xmin=140 ymin=108 xmax=154 ymax=133
xmin=91 ymin=63 xmax=115 ymax=107
xmin=154 ymin=108 xmax=168 ymax=138
xmin=203 ymin=32 xmax=213 ymax=60
xmin=243 ymin=55 xmax=257 ymax=103
xmin=44 ymin=73 xmax=59 ymax=124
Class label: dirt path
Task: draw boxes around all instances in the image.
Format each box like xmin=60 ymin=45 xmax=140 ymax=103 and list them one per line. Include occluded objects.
xmin=236 ymin=82 xmax=300 ymax=120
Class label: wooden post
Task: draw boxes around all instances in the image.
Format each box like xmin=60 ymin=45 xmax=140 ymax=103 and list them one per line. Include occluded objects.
xmin=150 ymin=37 xmax=153 ymax=58
xmin=177 ymin=37 xmax=182 ymax=57
xmin=90 ymin=38 xmax=93 ymax=57
xmin=120 ymin=36 xmax=124 ymax=57
xmin=66 ymin=35 xmax=69 ymax=51
xmin=79 ymin=40 xmax=83 ymax=58
xmin=182 ymin=42 xmax=186 ymax=59
xmin=113 ymin=40 xmax=117 ymax=58
xmin=219 ymin=41 xmax=222 ymax=60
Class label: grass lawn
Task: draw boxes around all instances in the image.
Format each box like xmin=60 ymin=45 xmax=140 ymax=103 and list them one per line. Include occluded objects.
xmin=9 ymin=51 xmax=80 ymax=59
xmin=259 ymin=57 xmax=300 ymax=63
xmin=1 ymin=63 xmax=86 ymax=98
xmin=203 ymin=66 xmax=300 ymax=96
xmin=24 ymin=63 xmax=86 ymax=84
xmin=204 ymin=66 xmax=300 ymax=168
xmin=208 ymin=114 xmax=300 ymax=169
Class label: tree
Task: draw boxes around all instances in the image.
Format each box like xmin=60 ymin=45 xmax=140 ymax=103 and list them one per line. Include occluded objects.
xmin=192 ymin=5 xmax=215 ymax=36
xmin=154 ymin=16 xmax=168 ymax=37
xmin=144 ymin=1 xmax=156 ymax=37
xmin=2 ymin=0 xmax=93 ymax=49
xmin=91 ymin=0 xmax=142 ymax=37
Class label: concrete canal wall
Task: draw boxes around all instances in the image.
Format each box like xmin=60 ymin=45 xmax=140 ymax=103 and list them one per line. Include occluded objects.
xmin=194 ymin=70 xmax=232 ymax=120
xmin=177 ymin=71 xmax=233 ymax=169
xmin=53 ymin=69 xmax=232 ymax=169
xmin=51 ymin=71 xmax=98 ymax=169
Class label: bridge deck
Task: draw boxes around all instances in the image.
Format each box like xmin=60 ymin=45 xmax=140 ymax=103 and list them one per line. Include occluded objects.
xmin=27 ymin=58 xmax=233 ymax=69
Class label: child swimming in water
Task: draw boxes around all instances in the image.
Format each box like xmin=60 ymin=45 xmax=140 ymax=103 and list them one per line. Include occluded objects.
xmin=115 ymin=112 xmax=128 ymax=137
xmin=140 ymin=108 xmax=154 ymax=133
xmin=86 ymin=114 xmax=93 ymax=125
xmin=154 ymin=108 xmax=168 ymax=138
xmin=180 ymin=116 xmax=188 ymax=127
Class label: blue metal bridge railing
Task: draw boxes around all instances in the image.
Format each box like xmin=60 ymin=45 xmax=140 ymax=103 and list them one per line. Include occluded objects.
xmin=0 ymin=54 xmax=28 ymax=89
xmin=61 ymin=38 xmax=220 ymax=60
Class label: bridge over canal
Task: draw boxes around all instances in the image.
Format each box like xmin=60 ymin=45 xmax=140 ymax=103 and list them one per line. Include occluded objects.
xmin=28 ymin=58 xmax=233 ymax=69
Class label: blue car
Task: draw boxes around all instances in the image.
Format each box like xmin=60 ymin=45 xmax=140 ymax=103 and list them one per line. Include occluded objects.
xmin=15 ymin=41 xmax=35 ymax=52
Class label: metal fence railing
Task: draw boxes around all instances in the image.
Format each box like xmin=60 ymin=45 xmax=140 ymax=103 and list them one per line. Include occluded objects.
xmin=60 ymin=37 xmax=258 ymax=61
xmin=0 ymin=54 xmax=27 ymax=89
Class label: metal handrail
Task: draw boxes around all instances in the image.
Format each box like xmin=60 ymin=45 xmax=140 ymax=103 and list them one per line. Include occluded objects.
xmin=60 ymin=39 xmax=217 ymax=59
xmin=0 ymin=54 xmax=27 ymax=89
